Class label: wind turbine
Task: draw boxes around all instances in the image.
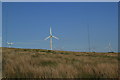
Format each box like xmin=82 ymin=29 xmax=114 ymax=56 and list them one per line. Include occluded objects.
xmin=108 ymin=42 xmax=113 ymax=53
xmin=106 ymin=41 xmax=114 ymax=53
xmin=44 ymin=27 xmax=59 ymax=50
xmin=91 ymin=47 xmax=96 ymax=52
xmin=7 ymin=42 xmax=14 ymax=48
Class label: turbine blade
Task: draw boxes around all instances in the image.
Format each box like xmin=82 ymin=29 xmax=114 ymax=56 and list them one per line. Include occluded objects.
xmin=11 ymin=43 xmax=14 ymax=44
xmin=53 ymin=36 xmax=59 ymax=40
xmin=50 ymin=27 xmax=52 ymax=35
xmin=44 ymin=36 xmax=50 ymax=40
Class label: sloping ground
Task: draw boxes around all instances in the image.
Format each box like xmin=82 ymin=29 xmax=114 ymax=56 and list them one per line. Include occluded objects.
xmin=2 ymin=47 xmax=118 ymax=78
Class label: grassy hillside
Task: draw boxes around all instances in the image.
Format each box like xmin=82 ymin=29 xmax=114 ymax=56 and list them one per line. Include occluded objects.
xmin=2 ymin=47 xmax=118 ymax=78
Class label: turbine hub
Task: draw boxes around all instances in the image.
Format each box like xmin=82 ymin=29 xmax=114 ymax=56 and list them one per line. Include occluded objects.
xmin=50 ymin=35 xmax=52 ymax=38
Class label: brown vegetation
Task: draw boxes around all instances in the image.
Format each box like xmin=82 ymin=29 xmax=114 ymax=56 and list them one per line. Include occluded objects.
xmin=2 ymin=47 xmax=118 ymax=78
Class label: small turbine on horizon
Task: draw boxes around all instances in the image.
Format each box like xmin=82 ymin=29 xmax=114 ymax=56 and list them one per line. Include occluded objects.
xmin=7 ymin=42 xmax=14 ymax=48
xmin=108 ymin=41 xmax=113 ymax=53
xmin=44 ymin=27 xmax=59 ymax=50
xmin=106 ymin=41 xmax=114 ymax=53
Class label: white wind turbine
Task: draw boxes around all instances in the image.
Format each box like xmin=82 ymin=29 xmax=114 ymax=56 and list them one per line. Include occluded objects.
xmin=7 ymin=42 xmax=14 ymax=48
xmin=108 ymin=41 xmax=113 ymax=53
xmin=106 ymin=41 xmax=114 ymax=53
xmin=44 ymin=27 xmax=59 ymax=50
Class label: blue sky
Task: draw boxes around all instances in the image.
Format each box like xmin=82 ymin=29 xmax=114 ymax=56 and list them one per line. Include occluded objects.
xmin=1 ymin=0 xmax=119 ymax=2
xmin=2 ymin=2 xmax=118 ymax=52
xmin=0 ymin=1 xmax=2 ymax=47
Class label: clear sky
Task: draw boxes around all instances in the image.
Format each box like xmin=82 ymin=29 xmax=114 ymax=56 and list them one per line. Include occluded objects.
xmin=1 ymin=0 xmax=120 ymax=2
xmin=2 ymin=2 xmax=118 ymax=52
xmin=0 ymin=1 xmax=2 ymax=47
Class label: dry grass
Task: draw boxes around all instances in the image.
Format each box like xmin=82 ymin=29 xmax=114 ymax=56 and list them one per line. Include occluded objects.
xmin=2 ymin=47 xmax=118 ymax=78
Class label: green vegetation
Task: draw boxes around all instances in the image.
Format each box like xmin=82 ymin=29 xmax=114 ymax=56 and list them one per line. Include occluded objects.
xmin=2 ymin=47 xmax=118 ymax=78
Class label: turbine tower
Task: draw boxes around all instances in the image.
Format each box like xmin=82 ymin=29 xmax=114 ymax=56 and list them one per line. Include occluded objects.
xmin=44 ymin=27 xmax=59 ymax=50
xmin=7 ymin=42 xmax=14 ymax=48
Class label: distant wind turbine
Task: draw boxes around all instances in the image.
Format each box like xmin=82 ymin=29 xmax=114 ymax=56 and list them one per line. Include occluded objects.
xmin=91 ymin=47 xmax=96 ymax=52
xmin=7 ymin=42 xmax=14 ymax=48
xmin=108 ymin=41 xmax=114 ymax=53
xmin=44 ymin=27 xmax=59 ymax=50
xmin=105 ymin=41 xmax=114 ymax=53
